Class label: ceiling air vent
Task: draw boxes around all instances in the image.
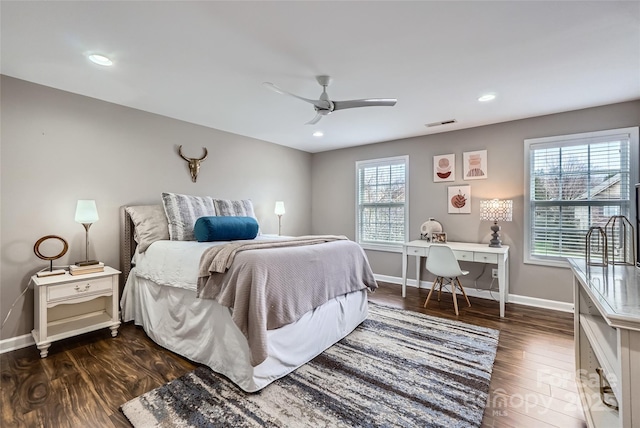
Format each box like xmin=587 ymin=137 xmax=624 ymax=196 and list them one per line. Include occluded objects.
xmin=426 ymin=119 xmax=457 ymax=128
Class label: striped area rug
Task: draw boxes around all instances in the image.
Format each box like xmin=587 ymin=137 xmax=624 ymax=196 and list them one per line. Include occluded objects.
xmin=121 ymin=303 xmax=499 ymax=427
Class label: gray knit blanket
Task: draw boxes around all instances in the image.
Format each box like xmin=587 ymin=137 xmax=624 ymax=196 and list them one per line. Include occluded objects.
xmin=197 ymin=236 xmax=378 ymax=366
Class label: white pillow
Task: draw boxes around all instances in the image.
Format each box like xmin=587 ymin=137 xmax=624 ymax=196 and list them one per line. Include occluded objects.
xmin=162 ymin=193 xmax=215 ymax=241
xmin=125 ymin=205 xmax=169 ymax=252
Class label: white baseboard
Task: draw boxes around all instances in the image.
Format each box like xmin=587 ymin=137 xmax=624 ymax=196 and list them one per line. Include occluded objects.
xmin=507 ymin=294 xmax=574 ymax=313
xmin=0 ymin=333 xmax=35 ymax=354
xmin=373 ymin=274 xmax=574 ymax=313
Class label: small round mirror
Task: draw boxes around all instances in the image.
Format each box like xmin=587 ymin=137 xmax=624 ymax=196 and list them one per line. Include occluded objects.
xmin=34 ymin=235 xmax=69 ymax=261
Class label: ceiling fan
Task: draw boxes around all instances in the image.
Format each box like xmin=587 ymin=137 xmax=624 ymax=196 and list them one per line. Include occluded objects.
xmin=263 ymin=75 xmax=397 ymax=125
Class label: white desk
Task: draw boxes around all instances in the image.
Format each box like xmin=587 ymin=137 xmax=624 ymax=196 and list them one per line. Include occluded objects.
xmin=402 ymin=240 xmax=510 ymax=317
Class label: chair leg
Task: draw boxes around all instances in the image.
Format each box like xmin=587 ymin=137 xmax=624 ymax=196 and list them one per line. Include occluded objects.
xmin=437 ymin=278 xmax=443 ymax=302
xmin=424 ymin=277 xmax=440 ymax=308
xmin=457 ymin=277 xmax=471 ymax=307
xmin=452 ymin=280 xmax=459 ymax=316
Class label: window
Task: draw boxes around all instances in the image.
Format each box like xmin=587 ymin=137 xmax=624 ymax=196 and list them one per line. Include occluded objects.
xmin=356 ymin=156 xmax=408 ymax=251
xmin=524 ymin=127 xmax=639 ymax=266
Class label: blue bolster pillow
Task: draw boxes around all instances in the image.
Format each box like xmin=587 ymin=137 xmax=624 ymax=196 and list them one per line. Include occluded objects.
xmin=194 ymin=216 xmax=259 ymax=242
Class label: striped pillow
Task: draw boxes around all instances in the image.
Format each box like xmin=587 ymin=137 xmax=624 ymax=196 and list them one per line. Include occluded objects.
xmin=162 ymin=193 xmax=215 ymax=241
xmin=213 ymin=199 xmax=257 ymax=218
xmin=213 ymin=199 xmax=260 ymax=234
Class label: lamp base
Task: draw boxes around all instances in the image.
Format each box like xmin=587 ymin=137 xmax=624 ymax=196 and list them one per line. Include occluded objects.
xmin=75 ymin=260 xmax=100 ymax=266
xmin=488 ymin=222 xmax=502 ymax=248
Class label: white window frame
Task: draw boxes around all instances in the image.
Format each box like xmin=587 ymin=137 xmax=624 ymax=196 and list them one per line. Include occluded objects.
xmin=355 ymin=155 xmax=409 ymax=252
xmin=524 ymin=127 xmax=639 ymax=267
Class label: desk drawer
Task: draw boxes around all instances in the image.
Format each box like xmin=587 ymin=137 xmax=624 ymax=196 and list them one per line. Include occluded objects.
xmin=407 ymin=247 xmax=427 ymax=257
xmin=453 ymin=250 xmax=474 ymax=261
xmin=474 ymin=253 xmax=498 ymax=264
xmin=47 ymin=277 xmax=113 ymax=302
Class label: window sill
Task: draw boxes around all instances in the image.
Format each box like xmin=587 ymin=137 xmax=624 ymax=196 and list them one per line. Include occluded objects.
xmin=359 ymin=243 xmax=403 ymax=253
xmin=524 ymin=256 xmax=571 ymax=268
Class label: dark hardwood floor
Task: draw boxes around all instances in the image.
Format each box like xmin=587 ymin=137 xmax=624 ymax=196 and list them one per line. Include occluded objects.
xmin=1 ymin=282 xmax=585 ymax=427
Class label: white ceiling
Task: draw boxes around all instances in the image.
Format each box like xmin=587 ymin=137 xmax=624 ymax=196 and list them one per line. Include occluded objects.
xmin=2 ymin=1 xmax=639 ymax=153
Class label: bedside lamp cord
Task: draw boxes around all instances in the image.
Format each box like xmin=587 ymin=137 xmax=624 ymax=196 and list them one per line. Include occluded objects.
xmin=1 ymin=266 xmax=64 ymax=330
xmin=0 ymin=281 xmax=31 ymax=330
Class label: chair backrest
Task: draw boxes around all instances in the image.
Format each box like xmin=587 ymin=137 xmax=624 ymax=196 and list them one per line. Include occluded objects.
xmin=426 ymin=245 xmax=464 ymax=278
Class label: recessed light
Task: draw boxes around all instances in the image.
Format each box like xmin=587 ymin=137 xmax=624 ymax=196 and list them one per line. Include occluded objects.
xmin=88 ymin=54 xmax=113 ymax=66
xmin=478 ymin=94 xmax=496 ymax=102
xmin=313 ymin=131 xmax=324 ymax=137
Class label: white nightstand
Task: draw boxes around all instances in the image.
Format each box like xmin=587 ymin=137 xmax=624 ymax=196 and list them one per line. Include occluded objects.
xmin=31 ymin=266 xmax=121 ymax=358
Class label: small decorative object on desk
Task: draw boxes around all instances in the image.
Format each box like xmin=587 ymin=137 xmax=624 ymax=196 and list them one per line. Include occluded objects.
xmin=420 ymin=218 xmax=443 ymax=241
xmin=432 ymin=232 xmax=447 ymax=243
xmin=605 ymin=215 xmax=636 ymax=266
xmin=585 ymin=226 xmax=608 ymax=266
xmin=69 ymin=262 xmax=105 ymax=275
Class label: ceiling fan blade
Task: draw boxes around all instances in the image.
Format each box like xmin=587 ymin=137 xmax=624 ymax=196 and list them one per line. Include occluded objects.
xmin=305 ymin=113 xmax=323 ymax=125
xmin=263 ymin=82 xmax=329 ymax=109
xmin=333 ymin=98 xmax=397 ymax=111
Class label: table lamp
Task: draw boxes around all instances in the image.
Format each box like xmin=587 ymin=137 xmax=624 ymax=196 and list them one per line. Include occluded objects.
xmin=75 ymin=199 xmax=100 ymax=265
xmin=274 ymin=201 xmax=285 ymax=235
xmin=480 ymin=199 xmax=513 ymax=247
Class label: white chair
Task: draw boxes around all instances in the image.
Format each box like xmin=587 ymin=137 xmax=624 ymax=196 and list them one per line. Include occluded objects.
xmin=424 ymin=245 xmax=471 ymax=316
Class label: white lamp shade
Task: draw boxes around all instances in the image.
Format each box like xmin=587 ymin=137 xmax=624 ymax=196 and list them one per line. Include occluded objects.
xmin=274 ymin=201 xmax=286 ymax=216
xmin=75 ymin=200 xmax=99 ymax=223
xmin=479 ymin=199 xmax=513 ymax=222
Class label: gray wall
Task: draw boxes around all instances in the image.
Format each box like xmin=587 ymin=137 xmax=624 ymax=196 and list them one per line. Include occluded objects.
xmin=2 ymin=73 xmax=638 ymax=341
xmin=311 ymin=101 xmax=640 ymax=303
xmin=0 ymin=76 xmax=312 ymax=340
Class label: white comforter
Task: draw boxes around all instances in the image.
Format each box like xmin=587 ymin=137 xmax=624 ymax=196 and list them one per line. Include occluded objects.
xmin=132 ymin=236 xmax=287 ymax=291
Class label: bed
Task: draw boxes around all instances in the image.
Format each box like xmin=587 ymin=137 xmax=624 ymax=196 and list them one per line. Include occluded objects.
xmin=119 ymin=200 xmax=377 ymax=392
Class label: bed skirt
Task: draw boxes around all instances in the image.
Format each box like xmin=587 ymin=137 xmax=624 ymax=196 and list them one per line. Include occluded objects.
xmin=120 ymin=272 xmax=369 ymax=392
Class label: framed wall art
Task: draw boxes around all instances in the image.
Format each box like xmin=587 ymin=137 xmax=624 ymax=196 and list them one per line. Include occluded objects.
xmin=463 ymin=150 xmax=487 ymax=180
xmin=433 ymin=154 xmax=455 ymax=182
xmin=432 ymin=232 xmax=447 ymax=243
xmin=448 ymin=185 xmax=471 ymax=214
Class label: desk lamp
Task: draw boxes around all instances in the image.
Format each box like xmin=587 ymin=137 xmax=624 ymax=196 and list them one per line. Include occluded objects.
xmin=480 ymin=199 xmax=513 ymax=247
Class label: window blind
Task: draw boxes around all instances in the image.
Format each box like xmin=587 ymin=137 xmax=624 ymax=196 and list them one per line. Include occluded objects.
xmin=527 ymin=131 xmax=634 ymax=262
xmin=356 ymin=156 xmax=408 ymax=248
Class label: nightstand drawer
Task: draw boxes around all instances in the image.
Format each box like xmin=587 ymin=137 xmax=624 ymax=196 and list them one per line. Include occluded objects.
xmin=407 ymin=247 xmax=427 ymax=257
xmin=474 ymin=253 xmax=498 ymax=263
xmin=453 ymin=250 xmax=474 ymax=261
xmin=47 ymin=277 xmax=113 ymax=302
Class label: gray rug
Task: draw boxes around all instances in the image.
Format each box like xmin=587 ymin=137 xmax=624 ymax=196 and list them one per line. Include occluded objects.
xmin=121 ymin=303 xmax=499 ymax=427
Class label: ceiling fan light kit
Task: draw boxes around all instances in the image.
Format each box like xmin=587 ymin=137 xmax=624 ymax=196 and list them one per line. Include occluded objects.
xmin=264 ymin=75 xmax=397 ymax=125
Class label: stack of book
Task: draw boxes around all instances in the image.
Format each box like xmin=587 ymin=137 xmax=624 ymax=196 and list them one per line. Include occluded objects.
xmin=69 ymin=262 xmax=105 ymax=275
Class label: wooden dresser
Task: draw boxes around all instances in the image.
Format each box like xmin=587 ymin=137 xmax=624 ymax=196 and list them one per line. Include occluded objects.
xmin=570 ymin=258 xmax=640 ymax=427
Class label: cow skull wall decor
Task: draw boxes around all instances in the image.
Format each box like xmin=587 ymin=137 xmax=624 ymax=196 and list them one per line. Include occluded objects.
xmin=178 ymin=145 xmax=208 ymax=183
